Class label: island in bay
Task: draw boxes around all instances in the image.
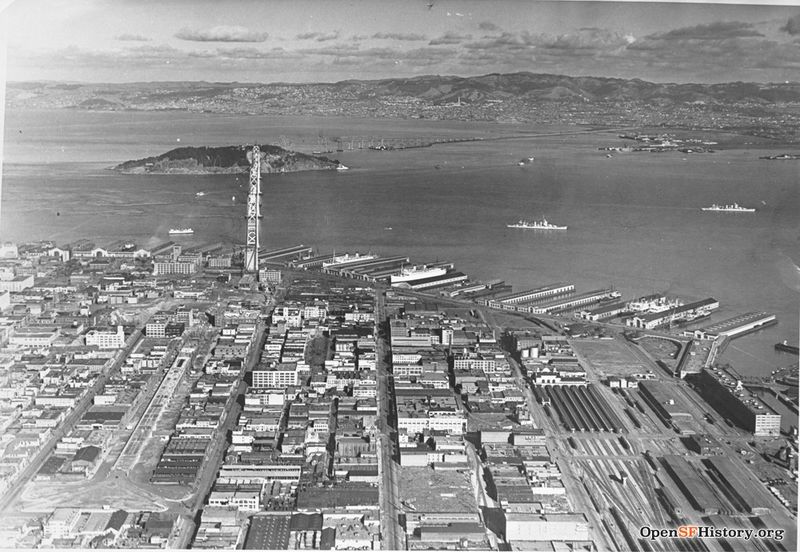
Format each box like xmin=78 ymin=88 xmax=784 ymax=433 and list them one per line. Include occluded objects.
xmin=113 ymin=144 xmax=341 ymax=174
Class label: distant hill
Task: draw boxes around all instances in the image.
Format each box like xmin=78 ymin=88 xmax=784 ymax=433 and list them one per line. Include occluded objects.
xmin=114 ymin=145 xmax=340 ymax=174
xmin=8 ymin=71 xmax=800 ymax=142
xmin=353 ymin=72 xmax=800 ymax=104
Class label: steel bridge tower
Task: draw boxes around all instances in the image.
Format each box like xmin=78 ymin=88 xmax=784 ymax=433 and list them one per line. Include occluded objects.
xmin=243 ymin=145 xmax=262 ymax=277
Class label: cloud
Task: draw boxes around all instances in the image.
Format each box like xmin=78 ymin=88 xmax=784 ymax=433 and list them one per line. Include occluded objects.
xmin=372 ymin=32 xmax=426 ymax=41
xmin=649 ymin=21 xmax=763 ymax=41
xmin=539 ymin=28 xmax=631 ymax=51
xmin=781 ymin=14 xmax=800 ymax=35
xmin=465 ymin=31 xmax=533 ymax=52
xmin=429 ymin=32 xmax=472 ymax=46
xmin=296 ymin=31 xmax=340 ymax=42
xmin=115 ymin=33 xmax=151 ymax=42
xmin=478 ymin=21 xmax=500 ymax=31
xmin=297 ymin=45 xmax=396 ymax=58
xmin=175 ymin=25 xmax=268 ymax=43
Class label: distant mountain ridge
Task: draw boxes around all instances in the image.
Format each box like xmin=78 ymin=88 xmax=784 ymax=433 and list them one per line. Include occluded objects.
xmin=8 ymin=72 xmax=800 ymax=142
xmin=114 ymin=145 xmax=340 ymax=175
xmin=347 ymin=72 xmax=800 ymax=104
xmin=12 ymin=72 xmax=800 ymax=106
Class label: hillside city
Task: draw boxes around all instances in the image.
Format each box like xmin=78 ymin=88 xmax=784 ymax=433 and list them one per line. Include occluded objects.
xmin=7 ymin=78 xmax=800 ymax=143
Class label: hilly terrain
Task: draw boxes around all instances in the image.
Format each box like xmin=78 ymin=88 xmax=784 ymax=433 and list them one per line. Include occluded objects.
xmin=8 ymin=72 xmax=800 ymax=142
xmin=114 ymin=145 xmax=341 ymax=175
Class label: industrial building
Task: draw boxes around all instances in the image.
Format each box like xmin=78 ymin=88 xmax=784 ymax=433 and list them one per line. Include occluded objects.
xmin=692 ymin=368 xmax=781 ymax=436
xmin=660 ymin=456 xmax=725 ymax=515
xmin=84 ymin=326 xmax=126 ymax=349
xmin=252 ymin=363 xmax=300 ymax=388
xmin=637 ymin=381 xmax=693 ymax=421
xmin=504 ymin=513 xmax=589 ymax=542
xmin=703 ymin=456 xmax=775 ymax=515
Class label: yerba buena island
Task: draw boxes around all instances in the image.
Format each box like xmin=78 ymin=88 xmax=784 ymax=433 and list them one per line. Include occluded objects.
xmin=2 ymin=1 xmax=799 ymax=551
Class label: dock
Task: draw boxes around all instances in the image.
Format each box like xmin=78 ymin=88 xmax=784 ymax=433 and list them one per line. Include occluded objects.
xmin=259 ymin=244 xmax=313 ymax=263
xmin=494 ymin=283 xmax=575 ymax=305
xmin=527 ymin=289 xmax=621 ymax=315
xmin=684 ymin=311 xmax=777 ymax=340
xmin=775 ymin=341 xmax=799 ymax=355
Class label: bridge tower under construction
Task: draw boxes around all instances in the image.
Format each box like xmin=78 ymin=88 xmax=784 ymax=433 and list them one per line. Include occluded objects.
xmin=243 ymin=145 xmax=262 ymax=278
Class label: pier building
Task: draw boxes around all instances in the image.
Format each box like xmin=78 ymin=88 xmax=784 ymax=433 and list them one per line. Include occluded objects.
xmin=494 ymin=283 xmax=575 ymax=305
xmin=527 ymin=289 xmax=621 ymax=315
xmin=627 ymin=298 xmax=719 ymax=330
xmin=684 ymin=311 xmax=776 ymax=340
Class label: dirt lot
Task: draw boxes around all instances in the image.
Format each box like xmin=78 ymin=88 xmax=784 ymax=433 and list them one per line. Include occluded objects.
xmin=398 ymin=466 xmax=478 ymax=514
xmin=638 ymin=336 xmax=681 ymax=363
xmin=570 ymin=338 xmax=651 ymax=378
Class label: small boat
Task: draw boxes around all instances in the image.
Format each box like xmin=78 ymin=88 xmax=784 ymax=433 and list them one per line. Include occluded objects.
xmin=507 ymin=218 xmax=567 ymax=230
xmin=701 ymin=203 xmax=756 ymax=212
xmin=195 ymin=192 xmax=206 ymax=197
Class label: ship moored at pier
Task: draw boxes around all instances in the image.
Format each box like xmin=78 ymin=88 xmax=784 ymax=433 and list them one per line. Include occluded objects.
xmin=390 ymin=265 xmax=448 ymax=285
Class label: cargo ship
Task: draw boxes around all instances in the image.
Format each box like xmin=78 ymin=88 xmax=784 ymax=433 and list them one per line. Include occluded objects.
xmin=507 ymin=218 xmax=567 ymax=230
xmin=168 ymin=228 xmax=194 ymax=235
xmin=701 ymin=203 xmax=756 ymax=212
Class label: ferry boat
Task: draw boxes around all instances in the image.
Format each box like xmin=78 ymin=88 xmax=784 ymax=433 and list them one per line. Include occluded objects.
xmin=169 ymin=228 xmax=194 ymax=235
xmin=390 ymin=265 xmax=448 ymax=284
xmin=507 ymin=218 xmax=567 ymax=230
xmin=701 ymin=203 xmax=756 ymax=212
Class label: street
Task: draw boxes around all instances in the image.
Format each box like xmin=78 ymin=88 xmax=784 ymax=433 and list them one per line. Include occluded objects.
xmin=374 ymin=288 xmax=404 ymax=551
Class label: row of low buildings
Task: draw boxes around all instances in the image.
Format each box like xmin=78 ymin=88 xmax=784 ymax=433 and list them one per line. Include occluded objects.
xmin=6 ymin=508 xmax=193 ymax=549
xmin=191 ymin=277 xmax=384 ymax=549
xmin=0 ymin=239 xmax=254 ymax=549
xmin=386 ymin=293 xmax=595 ymax=549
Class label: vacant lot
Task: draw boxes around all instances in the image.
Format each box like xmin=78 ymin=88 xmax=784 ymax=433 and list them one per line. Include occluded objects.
xmin=570 ymin=338 xmax=651 ymax=377
xmin=398 ymin=467 xmax=478 ymax=514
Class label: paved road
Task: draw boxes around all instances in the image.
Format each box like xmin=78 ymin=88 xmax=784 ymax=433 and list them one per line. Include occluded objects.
xmin=374 ymin=288 xmax=404 ymax=551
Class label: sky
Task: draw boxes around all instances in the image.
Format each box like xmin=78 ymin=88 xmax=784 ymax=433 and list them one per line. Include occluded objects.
xmin=1 ymin=0 xmax=800 ymax=84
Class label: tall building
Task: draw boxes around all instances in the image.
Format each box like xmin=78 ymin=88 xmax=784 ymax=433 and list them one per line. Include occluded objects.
xmin=252 ymin=363 xmax=299 ymax=388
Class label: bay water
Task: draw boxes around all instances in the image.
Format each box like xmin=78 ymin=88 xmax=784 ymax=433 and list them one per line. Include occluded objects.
xmin=2 ymin=109 xmax=798 ymax=377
